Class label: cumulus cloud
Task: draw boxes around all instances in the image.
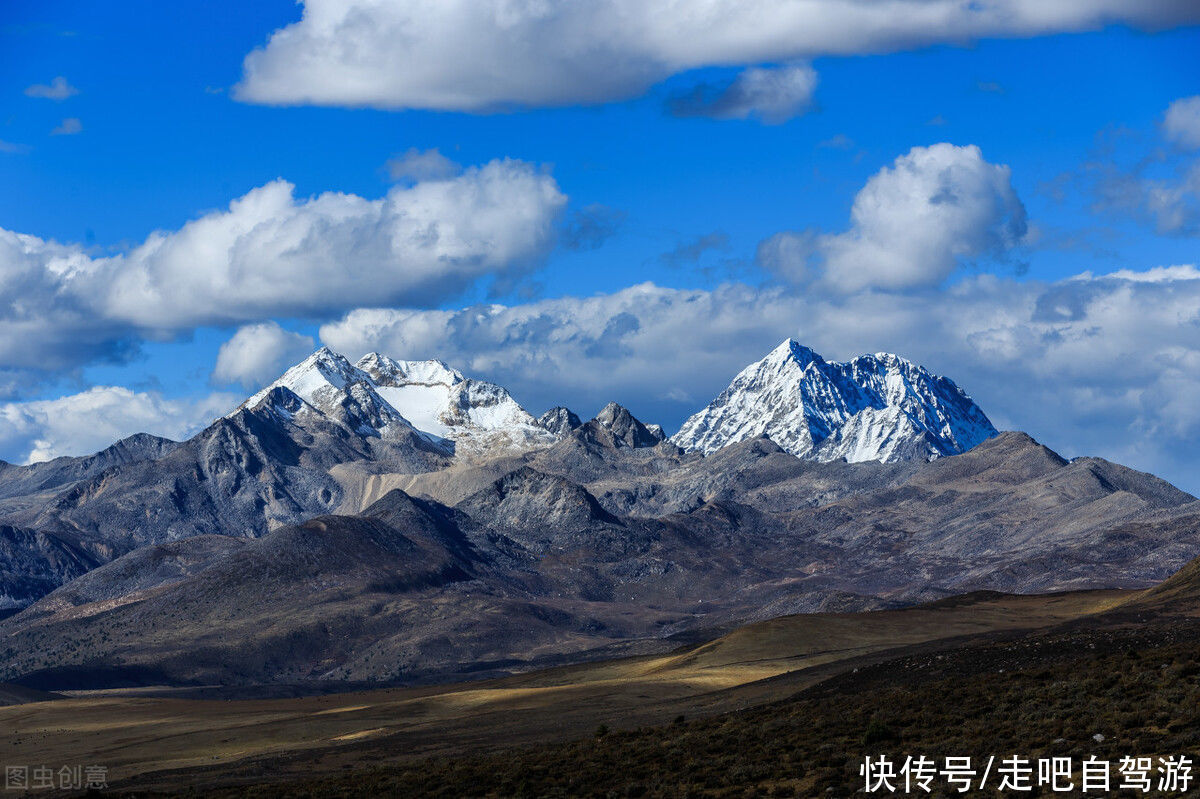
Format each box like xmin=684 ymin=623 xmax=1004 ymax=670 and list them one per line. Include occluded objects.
xmin=1163 ymin=95 xmax=1200 ymax=149
xmin=385 ymin=147 xmax=461 ymax=182
xmin=50 ymin=117 xmax=82 ymax=136
xmin=668 ymin=64 xmax=817 ymax=123
xmin=212 ymin=322 xmax=315 ymax=389
xmin=0 ymin=158 xmax=565 ymax=376
xmin=24 ymin=76 xmax=78 ymax=101
xmin=761 ymin=143 xmax=1028 ymax=292
xmin=0 ymin=388 xmax=237 ymax=464
xmin=235 ymin=1 xmax=1200 ymax=112
xmin=320 ymin=266 xmax=1200 ymax=493
xmin=820 ymin=143 xmax=1027 ymax=291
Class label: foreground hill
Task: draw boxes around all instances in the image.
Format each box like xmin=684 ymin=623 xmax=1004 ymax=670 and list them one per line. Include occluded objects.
xmin=0 ymin=585 xmax=1132 ymax=792
xmin=9 ymin=550 xmax=1200 ymax=795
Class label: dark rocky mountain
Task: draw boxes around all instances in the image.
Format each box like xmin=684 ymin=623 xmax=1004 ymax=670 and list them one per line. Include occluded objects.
xmin=0 ymin=388 xmax=449 ymax=600
xmin=0 ymin=525 xmax=100 ymax=610
xmin=3 ymin=429 xmax=1199 ymax=688
xmin=590 ymin=401 xmax=665 ymax=448
xmin=570 ymin=401 xmax=667 ymax=451
xmin=537 ymin=406 xmax=582 ymax=436
xmin=0 ymin=433 xmax=179 ymax=506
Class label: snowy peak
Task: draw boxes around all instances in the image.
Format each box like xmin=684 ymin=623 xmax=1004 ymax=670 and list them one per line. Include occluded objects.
xmin=239 ymin=347 xmax=555 ymax=456
xmin=246 ymin=346 xmax=369 ymax=415
xmin=671 ymin=339 xmax=997 ymax=463
xmin=353 ymin=353 xmax=554 ymax=455
xmin=356 ymin=353 xmax=465 ymax=389
xmin=764 ymin=338 xmax=822 ymax=371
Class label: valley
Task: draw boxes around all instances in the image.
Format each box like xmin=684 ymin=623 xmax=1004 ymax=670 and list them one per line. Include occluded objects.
xmin=0 ymin=585 xmax=1135 ymax=794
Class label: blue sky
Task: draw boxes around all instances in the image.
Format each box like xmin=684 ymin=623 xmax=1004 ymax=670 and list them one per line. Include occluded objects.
xmin=2 ymin=1 xmax=1200 ymax=490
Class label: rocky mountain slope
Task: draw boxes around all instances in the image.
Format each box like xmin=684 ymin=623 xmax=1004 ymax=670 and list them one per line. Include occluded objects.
xmin=672 ymin=339 xmax=997 ymax=462
xmin=3 ymin=428 xmax=1198 ymax=687
xmin=0 ymin=383 xmax=451 ymax=610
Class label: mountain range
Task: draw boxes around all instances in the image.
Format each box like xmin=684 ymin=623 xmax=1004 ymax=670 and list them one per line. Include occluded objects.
xmin=2 ymin=340 xmax=1197 ymax=689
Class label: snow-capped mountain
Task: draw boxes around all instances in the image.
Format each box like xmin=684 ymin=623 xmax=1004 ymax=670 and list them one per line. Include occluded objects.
xmin=243 ymin=348 xmax=420 ymax=441
xmin=671 ymin=339 xmax=997 ymax=463
xmin=356 ymin=352 xmax=554 ymax=454
xmin=245 ymin=347 xmax=554 ymax=456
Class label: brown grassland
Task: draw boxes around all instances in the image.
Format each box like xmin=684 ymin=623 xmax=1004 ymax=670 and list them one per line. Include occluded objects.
xmin=3 ymin=587 xmax=1162 ymax=796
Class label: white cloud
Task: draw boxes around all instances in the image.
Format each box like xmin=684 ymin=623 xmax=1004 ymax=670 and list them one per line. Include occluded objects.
xmin=820 ymin=143 xmax=1027 ymax=291
xmin=763 ymin=144 xmax=1028 ymax=292
xmin=756 ymin=230 xmax=819 ymax=285
xmin=320 ymin=266 xmax=1200 ymax=493
xmin=0 ymin=388 xmax=237 ymax=464
xmin=320 ymin=283 xmax=803 ymax=412
xmin=0 ymin=159 xmax=565 ymax=375
xmin=235 ymin=1 xmax=1200 ymax=112
xmin=212 ymin=322 xmax=315 ymax=389
xmin=668 ymin=64 xmax=817 ymax=123
xmin=24 ymin=76 xmax=78 ymax=101
xmin=50 ymin=117 xmax=82 ymax=136
xmin=385 ymin=147 xmax=461 ymax=182
xmin=1164 ymin=95 xmax=1200 ymax=149
xmin=1090 ymin=264 xmax=1200 ymax=282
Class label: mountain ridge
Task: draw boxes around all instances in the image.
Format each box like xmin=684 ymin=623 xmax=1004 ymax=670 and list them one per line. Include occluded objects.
xmin=672 ymin=338 xmax=997 ymax=462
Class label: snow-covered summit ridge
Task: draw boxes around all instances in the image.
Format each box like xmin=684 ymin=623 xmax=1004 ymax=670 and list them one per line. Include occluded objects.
xmin=241 ymin=346 xmax=554 ymax=455
xmin=671 ymin=339 xmax=997 ymax=463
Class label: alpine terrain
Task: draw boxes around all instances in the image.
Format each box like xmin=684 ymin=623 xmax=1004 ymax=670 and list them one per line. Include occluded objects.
xmin=0 ymin=341 xmax=1198 ymax=690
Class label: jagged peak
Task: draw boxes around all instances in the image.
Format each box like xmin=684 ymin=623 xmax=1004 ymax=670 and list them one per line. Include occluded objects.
xmin=356 ymin=352 xmax=464 ymax=387
xmin=596 ymin=401 xmax=629 ymax=420
xmin=295 ymin=345 xmax=357 ymax=375
xmin=243 ymin=385 xmax=313 ymax=417
xmin=766 ymin=338 xmax=821 ymax=366
xmin=589 ymin=402 xmax=661 ymax=449
xmin=672 ymin=341 xmax=997 ymax=463
xmin=538 ymin=406 xmax=582 ymax=437
xmin=241 ymin=346 xmax=371 ymax=418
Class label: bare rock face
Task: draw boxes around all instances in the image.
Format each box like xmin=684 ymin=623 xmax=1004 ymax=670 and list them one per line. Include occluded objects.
xmin=580 ymin=402 xmax=664 ymax=449
xmin=672 ymin=339 xmax=997 ymax=462
xmin=537 ymin=406 xmax=582 ymax=437
xmin=0 ymin=433 xmax=180 ymax=503
xmin=0 ymin=526 xmax=98 ymax=611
